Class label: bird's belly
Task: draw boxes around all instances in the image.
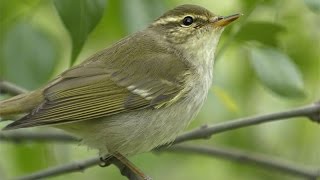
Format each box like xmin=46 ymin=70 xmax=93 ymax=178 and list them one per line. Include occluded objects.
xmin=59 ymin=83 xmax=210 ymax=156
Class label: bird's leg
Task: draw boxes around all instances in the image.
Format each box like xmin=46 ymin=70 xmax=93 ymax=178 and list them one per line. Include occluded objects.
xmin=112 ymin=152 xmax=152 ymax=180
xmin=98 ymin=153 xmax=151 ymax=180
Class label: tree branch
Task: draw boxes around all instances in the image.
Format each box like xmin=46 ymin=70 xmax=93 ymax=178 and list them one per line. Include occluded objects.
xmin=0 ymin=131 xmax=80 ymax=143
xmin=14 ymin=144 xmax=320 ymax=180
xmin=172 ymin=102 xmax=320 ymax=145
xmin=166 ymin=144 xmax=320 ymax=179
xmin=16 ymin=156 xmax=148 ymax=180
xmin=1 ymin=81 xmax=320 ymax=180
xmin=15 ymin=157 xmax=100 ymax=180
xmin=0 ymin=80 xmax=27 ymax=96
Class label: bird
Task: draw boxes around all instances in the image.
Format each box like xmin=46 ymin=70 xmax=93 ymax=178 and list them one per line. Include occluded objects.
xmin=0 ymin=4 xmax=239 ymax=178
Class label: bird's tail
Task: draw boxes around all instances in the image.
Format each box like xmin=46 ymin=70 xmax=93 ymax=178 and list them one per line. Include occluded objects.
xmin=0 ymin=90 xmax=44 ymax=119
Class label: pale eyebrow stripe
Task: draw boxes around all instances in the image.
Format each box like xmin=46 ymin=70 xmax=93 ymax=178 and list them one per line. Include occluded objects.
xmin=152 ymin=16 xmax=186 ymax=26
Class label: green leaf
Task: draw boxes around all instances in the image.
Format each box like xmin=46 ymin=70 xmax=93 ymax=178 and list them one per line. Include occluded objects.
xmin=248 ymin=46 xmax=305 ymax=98
xmin=236 ymin=22 xmax=285 ymax=47
xmin=304 ymin=0 xmax=320 ymax=13
xmin=0 ymin=22 xmax=58 ymax=90
xmin=53 ymin=0 xmax=107 ymax=65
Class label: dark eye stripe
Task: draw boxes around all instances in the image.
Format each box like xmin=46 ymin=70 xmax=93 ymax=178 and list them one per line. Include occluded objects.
xmin=152 ymin=15 xmax=209 ymax=27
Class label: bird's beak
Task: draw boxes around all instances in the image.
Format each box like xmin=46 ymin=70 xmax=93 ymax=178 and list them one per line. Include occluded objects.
xmin=212 ymin=14 xmax=242 ymax=27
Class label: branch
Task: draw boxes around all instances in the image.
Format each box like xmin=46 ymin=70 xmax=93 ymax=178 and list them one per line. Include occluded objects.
xmin=16 ymin=156 xmax=147 ymax=180
xmin=15 ymin=157 xmax=100 ymax=180
xmin=15 ymin=144 xmax=320 ymax=180
xmin=172 ymin=102 xmax=320 ymax=145
xmin=166 ymin=144 xmax=320 ymax=179
xmin=0 ymin=80 xmax=27 ymax=96
xmin=0 ymin=131 xmax=80 ymax=143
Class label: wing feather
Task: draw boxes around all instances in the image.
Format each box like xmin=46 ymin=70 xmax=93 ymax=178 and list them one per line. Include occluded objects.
xmin=4 ymin=32 xmax=192 ymax=130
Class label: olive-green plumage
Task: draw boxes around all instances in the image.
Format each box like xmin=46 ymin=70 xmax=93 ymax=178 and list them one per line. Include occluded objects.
xmin=0 ymin=4 xmax=240 ymax=156
xmin=4 ymin=33 xmax=190 ymax=128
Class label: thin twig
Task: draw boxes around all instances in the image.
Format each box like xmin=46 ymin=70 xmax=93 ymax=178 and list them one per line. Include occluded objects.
xmin=172 ymin=102 xmax=320 ymax=145
xmin=166 ymin=144 xmax=320 ymax=179
xmin=16 ymin=155 xmax=147 ymax=180
xmin=0 ymin=131 xmax=80 ymax=143
xmin=15 ymin=157 xmax=100 ymax=180
xmin=0 ymin=81 xmax=27 ymax=95
xmin=14 ymin=144 xmax=320 ymax=180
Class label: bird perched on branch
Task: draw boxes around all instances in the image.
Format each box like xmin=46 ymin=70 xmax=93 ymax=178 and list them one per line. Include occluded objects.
xmin=0 ymin=4 xmax=240 ymax=179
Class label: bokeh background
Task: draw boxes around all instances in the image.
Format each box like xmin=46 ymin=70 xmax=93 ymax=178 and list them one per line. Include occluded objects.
xmin=0 ymin=0 xmax=319 ymax=179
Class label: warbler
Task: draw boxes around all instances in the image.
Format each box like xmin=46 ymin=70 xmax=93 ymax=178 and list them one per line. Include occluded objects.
xmin=0 ymin=4 xmax=239 ymax=158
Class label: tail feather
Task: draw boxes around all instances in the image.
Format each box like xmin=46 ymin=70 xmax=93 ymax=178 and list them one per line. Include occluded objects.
xmin=0 ymin=90 xmax=44 ymax=118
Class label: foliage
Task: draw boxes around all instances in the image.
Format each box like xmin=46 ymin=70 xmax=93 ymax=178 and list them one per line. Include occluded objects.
xmin=53 ymin=0 xmax=106 ymax=65
xmin=0 ymin=0 xmax=319 ymax=179
xmin=248 ymin=45 xmax=305 ymax=98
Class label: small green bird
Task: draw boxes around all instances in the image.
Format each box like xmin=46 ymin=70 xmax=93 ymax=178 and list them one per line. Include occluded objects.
xmin=0 ymin=3 xmax=239 ymax=170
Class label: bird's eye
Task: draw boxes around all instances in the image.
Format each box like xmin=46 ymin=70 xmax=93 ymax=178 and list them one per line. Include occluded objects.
xmin=182 ymin=16 xmax=194 ymax=26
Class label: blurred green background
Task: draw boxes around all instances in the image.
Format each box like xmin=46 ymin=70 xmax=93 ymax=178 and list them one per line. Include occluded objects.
xmin=0 ymin=0 xmax=319 ymax=179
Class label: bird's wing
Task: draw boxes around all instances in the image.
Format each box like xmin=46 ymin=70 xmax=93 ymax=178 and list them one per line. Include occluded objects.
xmin=4 ymin=36 xmax=191 ymax=129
